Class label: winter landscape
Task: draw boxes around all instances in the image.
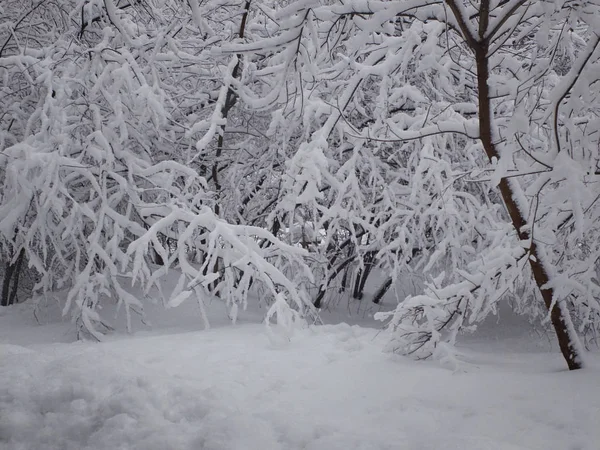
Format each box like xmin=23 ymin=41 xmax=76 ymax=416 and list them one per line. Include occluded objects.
xmin=1 ymin=0 xmax=600 ymax=449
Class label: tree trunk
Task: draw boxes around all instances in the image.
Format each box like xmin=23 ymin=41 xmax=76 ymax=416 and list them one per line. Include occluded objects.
xmin=358 ymin=251 xmax=375 ymax=297
xmin=8 ymin=249 xmax=25 ymax=305
xmin=464 ymin=2 xmax=583 ymax=369
xmin=1 ymin=249 xmax=24 ymax=307
xmin=372 ymin=277 xmax=392 ymax=305
xmin=352 ymin=268 xmax=363 ymax=300
xmin=340 ymin=264 xmax=350 ymax=293
xmin=314 ymin=255 xmax=356 ymax=308
xmin=352 ymin=251 xmax=376 ymax=300
xmin=1 ymin=259 xmax=16 ymax=307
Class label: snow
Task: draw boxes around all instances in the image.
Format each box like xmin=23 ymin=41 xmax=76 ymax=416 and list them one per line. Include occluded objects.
xmin=1 ymin=294 xmax=599 ymax=450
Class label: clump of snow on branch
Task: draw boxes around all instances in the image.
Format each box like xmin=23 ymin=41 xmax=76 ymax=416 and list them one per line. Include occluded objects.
xmin=222 ymin=0 xmax=600 ymax=359
xmin=0 ymin=0 xmax=317 ymax=337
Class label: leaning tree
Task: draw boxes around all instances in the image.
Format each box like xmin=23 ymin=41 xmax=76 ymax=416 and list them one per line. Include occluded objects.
xmin=224 ymin=0 xmax=600 ymax=369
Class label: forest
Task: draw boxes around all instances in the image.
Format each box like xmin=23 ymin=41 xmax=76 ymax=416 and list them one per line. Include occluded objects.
xmin=1 ymin=1 xmax=600 ymax=447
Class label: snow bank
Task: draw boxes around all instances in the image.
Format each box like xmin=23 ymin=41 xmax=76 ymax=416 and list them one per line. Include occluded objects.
xmin=1 ymin=322 xmax=599 ymax=450
xmin=0 ymin=345 xmax=280 ymax=450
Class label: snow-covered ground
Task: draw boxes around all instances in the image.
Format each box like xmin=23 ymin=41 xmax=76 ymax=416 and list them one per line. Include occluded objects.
xmin=1 ymin=294 xmax=599 ymax=450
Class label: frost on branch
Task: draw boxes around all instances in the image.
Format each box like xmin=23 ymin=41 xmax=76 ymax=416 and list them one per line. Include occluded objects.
xmin=128 ymin=205 xmax=317 ymax=328
xmin=375 ymin=224 xmax=533 ymax=358
xmin=225 ymin=0 xmax=600 ymax=367
xmin=0 ymin=0 xmax=317 ymax=337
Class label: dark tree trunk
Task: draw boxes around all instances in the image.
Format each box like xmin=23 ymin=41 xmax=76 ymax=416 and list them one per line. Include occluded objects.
xmin=359 ymin=251 xmax=375 ymax=297
xmin=314 ymin=255 xmax=356 ymax=308
xmin=205 ymin=1 xmax=252 ymax=293
xmin=1 ymin=260 xmax=16 ymax=307
xmin=372 ymin=277 xmax=392 ymax=305
xmin=446 ymin=0 xmax=583 ymax=370
xmin=352 ymin=268 xmax=363 ymax=300
xmin=8 ymin=249 xmax=25 ymax=305
xmin=211 ymin=0 xmax=252 ymax=215
xmin=1 ymin=249 xmax=24 ymax=307
xmin=352 ymin=251 xmax=376 ymax=300
xmin=340 ymin=265 xmax=350 ymax=293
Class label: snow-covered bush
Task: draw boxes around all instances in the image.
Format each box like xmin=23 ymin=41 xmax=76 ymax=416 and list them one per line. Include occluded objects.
xmin=0 ymin=0 xmax=316 ymax=337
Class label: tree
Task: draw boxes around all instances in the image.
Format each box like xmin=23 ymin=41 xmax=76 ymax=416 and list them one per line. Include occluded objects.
xmin=0 ymin=0 xmax=317 ymax=336
xmin=224 ymin=0 xmax=600 ymax=369
xmin=3 ymin=0 xmax=599 ymax=370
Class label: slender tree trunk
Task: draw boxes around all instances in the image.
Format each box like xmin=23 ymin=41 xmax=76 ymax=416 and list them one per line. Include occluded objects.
xmin=358 ymin=251 xmax=375 ymax=297
xmin=1 ymin=259 xmax=16 ymax=307
xmin=207 ymin=1 xmax=252 ymax=293
xmin=340 ymin=265 xmax=350 ymax=293
xmin=211 ymin=0 xmax=251 ymax=214
xmin=456 ymin=0 xmax=583 ymax=369
xmin=314 ymin=255 xmax=356 ymax=308
xmin=352 ymin=251 xmax=376 ymax=300
xmin=372 ymin=277 xmax=392 ymax=305
xmin=352 ymin=268 xmax=363 ymax=300
xmin=1 ymin=249 xmax=24 ymax=307
xmin=8 ymin=249 xmax=25 ymax=305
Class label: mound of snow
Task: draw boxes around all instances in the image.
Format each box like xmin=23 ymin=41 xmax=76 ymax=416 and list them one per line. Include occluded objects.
xmin=1 ymin=323 xmax=599 ymax=450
